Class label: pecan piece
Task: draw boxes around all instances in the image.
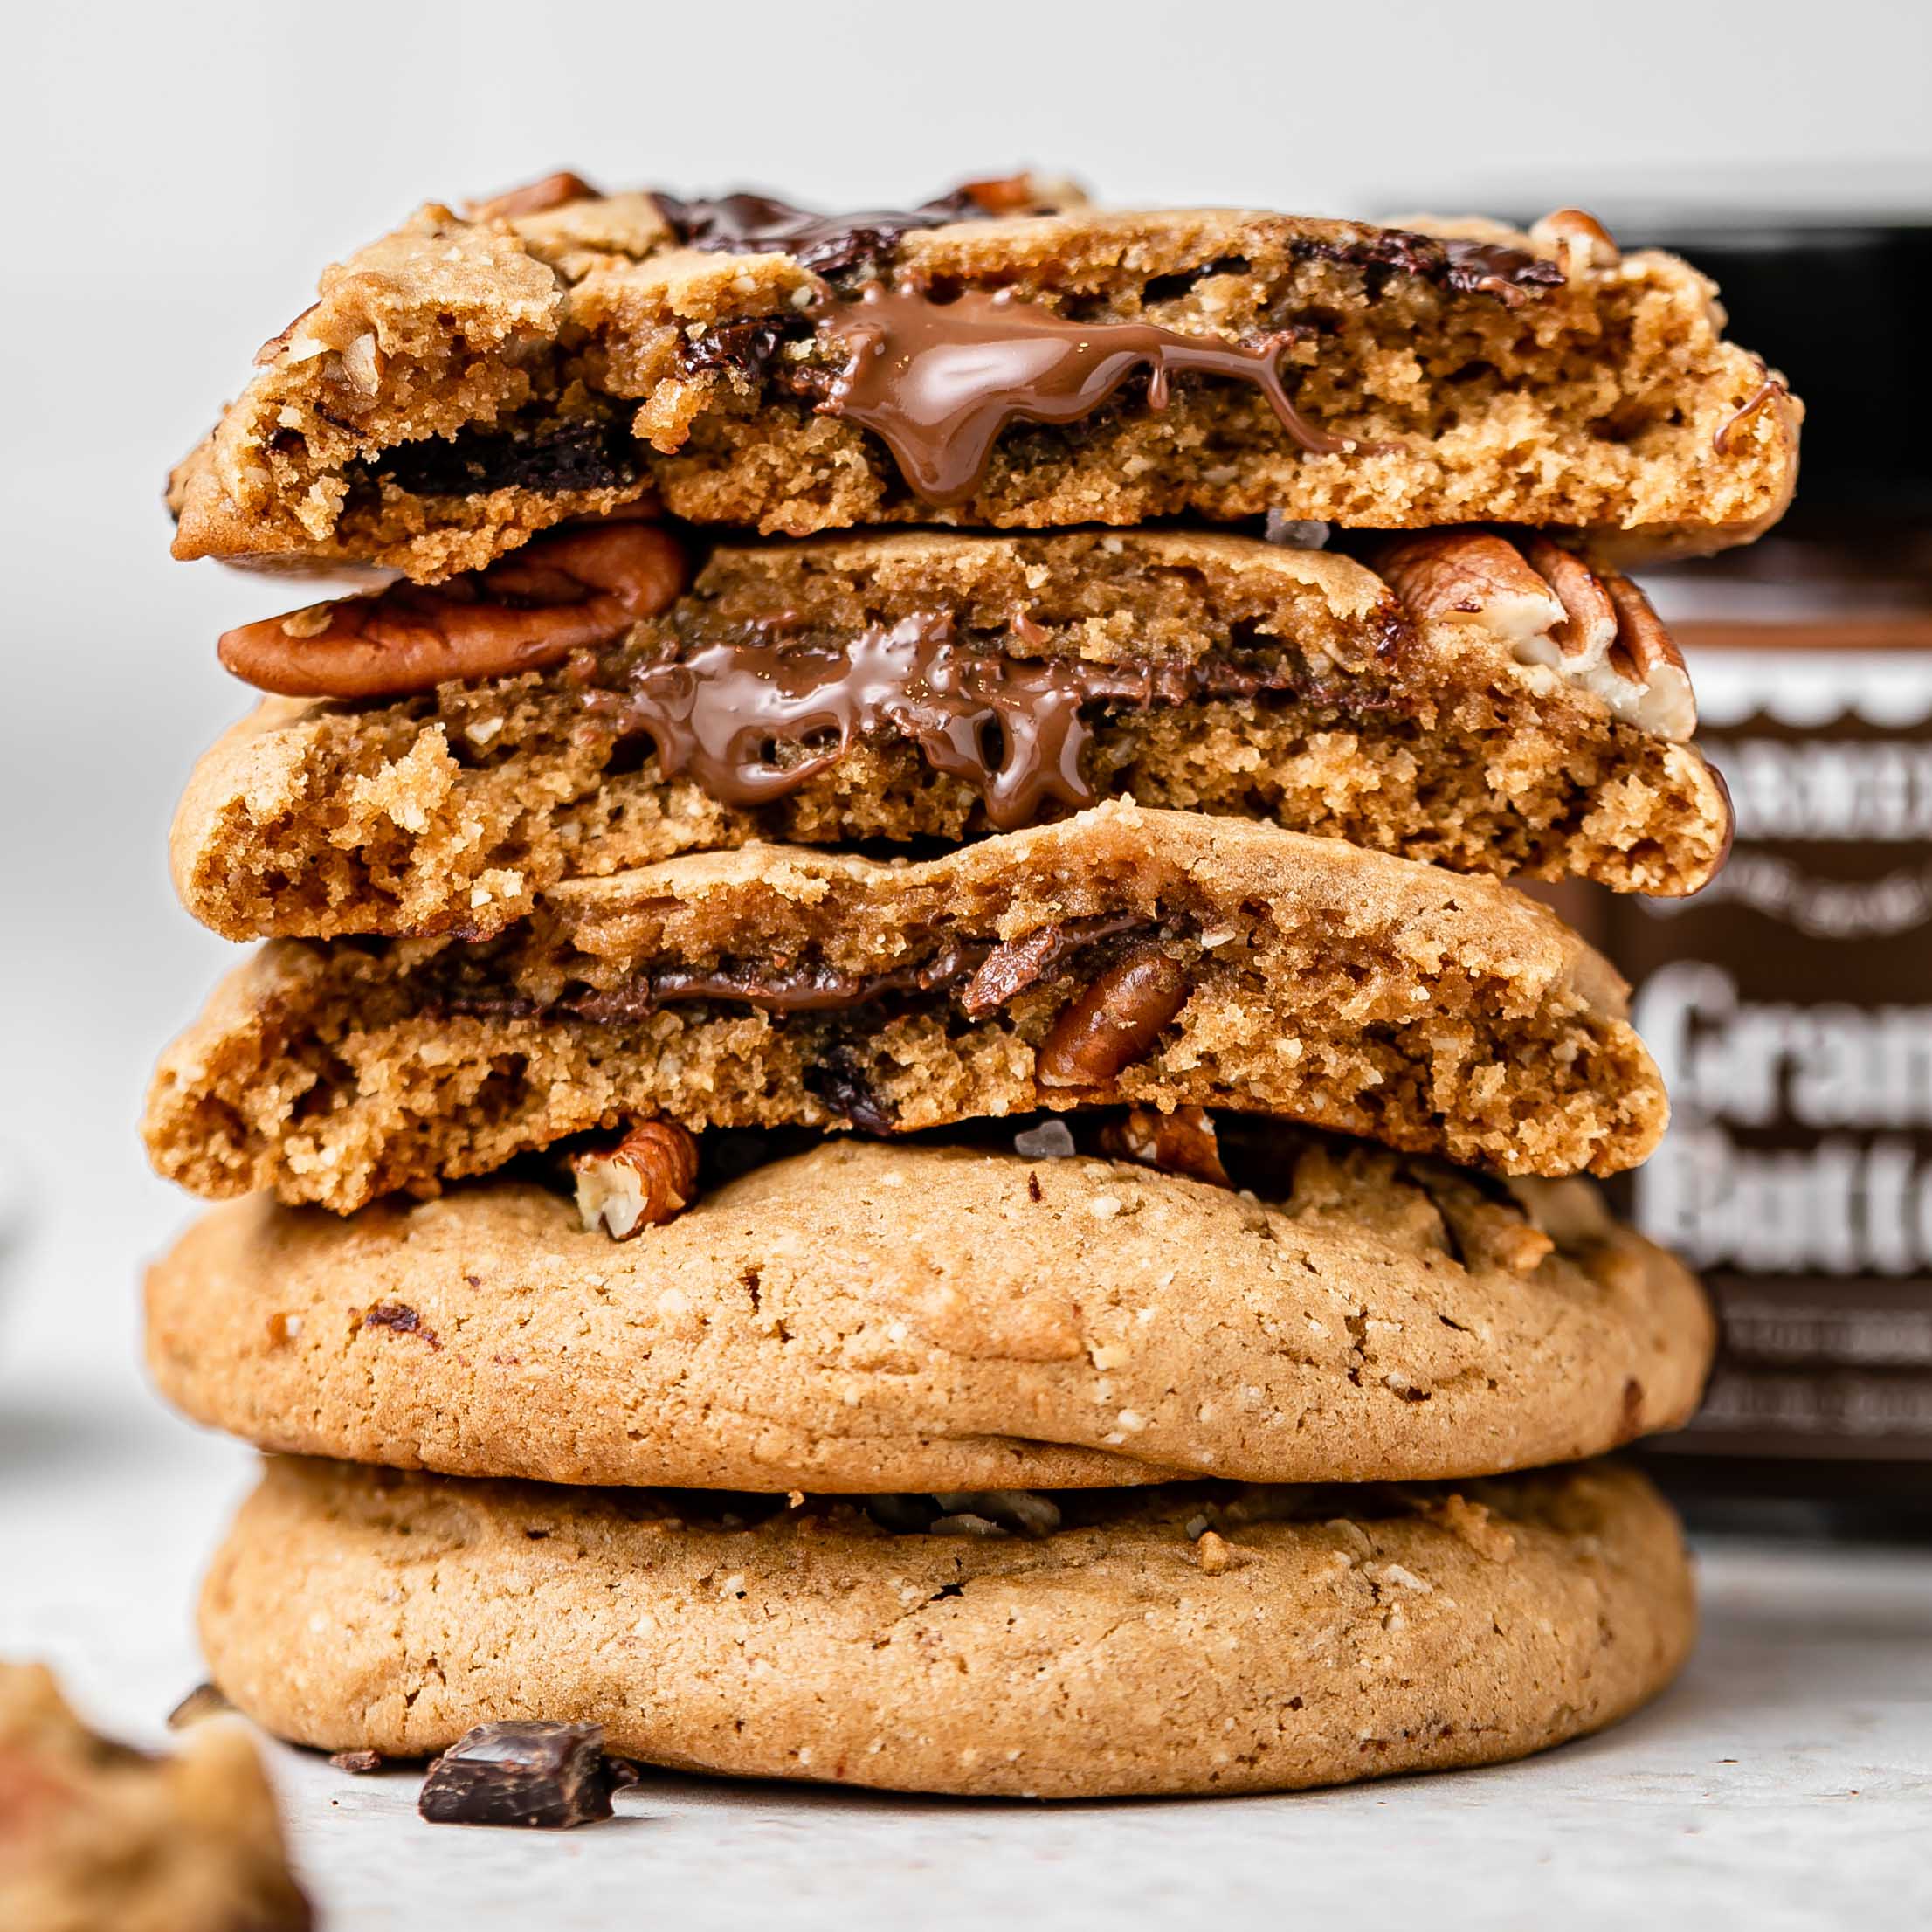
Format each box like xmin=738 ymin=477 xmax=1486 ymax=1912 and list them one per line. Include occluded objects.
xmin=1097 ymin=1106 xmax=1230 ymax=1187
xmin=1601 ymin=572 xmax=1697 ymax=740
xmin=571 ymin=1121 xmax=700 ymax=1239
xmin=1035 ymin=945 xmax=1190 ymax=1089
xmin=467 ymin=171 xmax=602 ymax=222
xmin=960 ymin=914 xmax=1143 ymax=1019
xmin=217 ymin=520 xmax=687 ymax=700
xmin=1528 ymin=207 xmax=1620 ymax=278
xmin=1519 ymin=535 xmax=1619 ymax=664
xmin=1375 ymin=528 xmax=1696 ymax=743
xmin=1371 ymin=529 xmax=1566 ymax=651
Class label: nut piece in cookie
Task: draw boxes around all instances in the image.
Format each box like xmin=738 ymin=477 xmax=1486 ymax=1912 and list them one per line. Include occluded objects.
xmin=570 ymin=1121 xmax=700 ymax=1238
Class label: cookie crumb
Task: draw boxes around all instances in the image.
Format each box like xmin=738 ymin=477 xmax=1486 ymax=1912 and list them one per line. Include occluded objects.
xmin=1196 ymin=1530 xmax=1236 ymax=1574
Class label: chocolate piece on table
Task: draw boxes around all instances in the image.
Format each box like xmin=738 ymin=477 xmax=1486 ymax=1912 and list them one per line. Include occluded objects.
xmin=417 ymin=1720 xmax=615 ymax=1828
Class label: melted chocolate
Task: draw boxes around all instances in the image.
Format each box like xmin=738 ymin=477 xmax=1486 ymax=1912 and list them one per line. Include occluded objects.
xmin=1714 ymin=373 xmax=1788 ymax=456
xmin=652 ymin=186 xmax=997 ymax=279
xmin=587 ymin=614 xmax=1337 ymax=831
xmin=438 ymin=916 xmax=1155 ymax=1032
xmin=549 ymin=914 xmax=1148 ymax=1025
xmin=812 ymin=286 xmax=1350 ymax=504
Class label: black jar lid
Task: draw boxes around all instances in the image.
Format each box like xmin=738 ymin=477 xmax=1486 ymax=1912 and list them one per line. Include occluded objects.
xmin=1618 ymin=215 xmax=1929 ymax=516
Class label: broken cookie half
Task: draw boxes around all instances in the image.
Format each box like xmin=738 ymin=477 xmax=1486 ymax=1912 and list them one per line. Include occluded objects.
xmin=142 ymin=803 xmax=1667 ymax=1211
xmin=172 ymin=521 xmax=1730 ymax=942
xmin=167 ymin=174 xmax=1797 ymax=578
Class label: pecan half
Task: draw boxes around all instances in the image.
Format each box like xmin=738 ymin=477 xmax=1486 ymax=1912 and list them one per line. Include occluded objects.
xmin=468 ymin=171 xmax=602 ymax=222
xmin=571 ymin=1121 xmax=700 ymax=1239
xmin=217 ymin=520 xmax=687 ymax=699
xmin=1373 ymin=528 xmax=1696 ymax=742
xmin=1520 ymin=535 xmax=1619 ymax=663
xmin=1528 ymin=207 xmax=1620 ymax=279
xmin=1370 ymin=529 xmax=1566 ymax=651
xmin=1035 ymin=945 xmax=1190 ymax=1088
xmin=1097 ymin=1106 xmax=1230 ymax=1187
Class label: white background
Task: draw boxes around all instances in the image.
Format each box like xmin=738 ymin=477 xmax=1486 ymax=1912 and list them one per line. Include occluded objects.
xmin=3 ymin=0 xmax=1930 ymax=1383
xmin=1 ymin=8 xmax=1929 ymax=1922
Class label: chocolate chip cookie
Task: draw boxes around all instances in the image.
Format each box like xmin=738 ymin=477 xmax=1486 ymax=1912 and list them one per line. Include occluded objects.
xmin=172 ymin=524 xmax=1730 ymax=942
xmin=166 ymin=174 xmax=1798 ymax=579
xmin=148 ymin=1130 xmax=1713 ymax=1492
xmin=0 ymin=1662 xmax=312 ymax=1932
xmin=197 ymin=1456 xmax=1694 ymax=1797
xmin=141 ymin=804 xmax=1667 ymax=1211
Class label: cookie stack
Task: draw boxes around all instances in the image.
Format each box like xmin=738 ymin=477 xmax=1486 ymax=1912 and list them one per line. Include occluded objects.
xmin=143 ymin=173 xmax=1797 ymax=1798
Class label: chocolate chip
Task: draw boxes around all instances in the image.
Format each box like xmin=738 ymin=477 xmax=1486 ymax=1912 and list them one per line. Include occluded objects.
xmin=362 ymin=1301 xmax=441 ymax=1349
xmin=371 ymin=418 xmax=638 ymax=499
xmin=676 ymin=315 xmax=796 ymax=383
xmin=652 ymin=184 xmax=1002 ymax=280
xmin=1142 ymin=256 xmax=1252 ymax=304
xmin=803 ymin=1050 xmax=898 ymax=1135
xmin=1288 ymin=230 xmax=1563 ymax=300
xmin=417 ymin=1721 xmax=617 ymax=1829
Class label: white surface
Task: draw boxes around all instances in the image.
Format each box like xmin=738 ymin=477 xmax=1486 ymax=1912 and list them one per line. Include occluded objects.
xmin=2 ymin=1373 xmax=1928 ymax=1931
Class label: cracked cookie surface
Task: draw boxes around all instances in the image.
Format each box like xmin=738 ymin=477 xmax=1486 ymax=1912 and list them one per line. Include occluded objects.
xmin=197 ymin=1455 xmax=1694 ymax=1797
xmin=147 ymin=1135 xmax=1714 ymax=1492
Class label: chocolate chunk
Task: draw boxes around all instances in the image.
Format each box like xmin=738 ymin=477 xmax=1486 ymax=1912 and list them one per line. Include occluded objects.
xmin=1142 ymin=255 xmax=1253 ymax=304
xmin=675 ymin=314 xmax=800 ymax=383
xmin=653 ymin=184 xmax=999 ymax=279
xmin=417 ymin=1721 xmax=616 ymax=1829
xmin=371 ymin=418 xmax=638 ymax=499
xmin=1290 ymin=229 xmax=1563 ymax=302
xmin=803 ymin=1050 xmax=898 ymax=1135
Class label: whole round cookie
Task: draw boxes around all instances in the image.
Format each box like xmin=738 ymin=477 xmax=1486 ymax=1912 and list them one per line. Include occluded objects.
xmin=199 ymin=1456 xmax=1695 ymax=1798
xmin=147 ymin=1134 xmax=1714 ymax=1491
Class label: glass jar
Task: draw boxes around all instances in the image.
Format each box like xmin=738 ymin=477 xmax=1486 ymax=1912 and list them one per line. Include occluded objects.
xmin=1576 ymin=217 xmax=1932 ymax=1521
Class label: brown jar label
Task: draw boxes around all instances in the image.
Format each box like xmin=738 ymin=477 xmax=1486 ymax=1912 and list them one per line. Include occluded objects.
xmin=1608 ymin=626 xmax=1932 ymax=1463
